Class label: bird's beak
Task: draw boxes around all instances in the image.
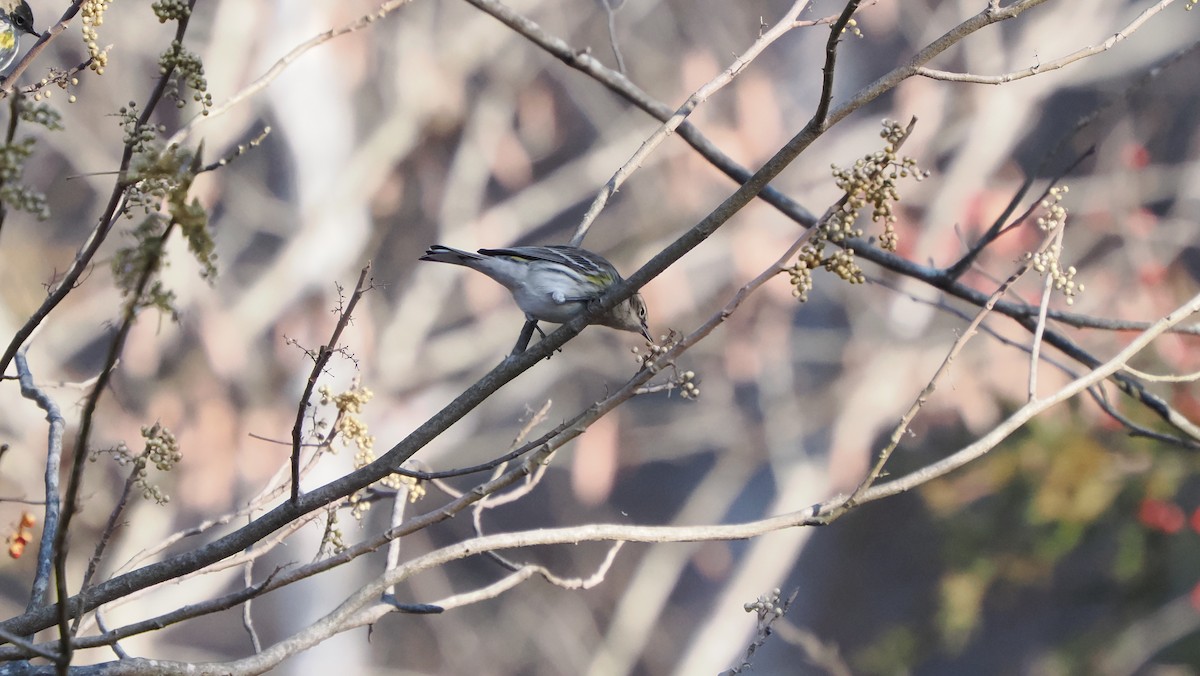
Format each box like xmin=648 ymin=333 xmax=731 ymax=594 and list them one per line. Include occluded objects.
xmin=640 ymin=326 xmax=653 ymax=342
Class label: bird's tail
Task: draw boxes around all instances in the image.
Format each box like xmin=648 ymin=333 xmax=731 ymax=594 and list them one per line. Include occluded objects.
xmin=419 ymin=244 xmax=483 ymax=265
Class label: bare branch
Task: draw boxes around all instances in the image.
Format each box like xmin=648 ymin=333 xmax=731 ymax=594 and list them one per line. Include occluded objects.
xmin=838 ymin=229 xmax=1043 ymax=513
xmin=569 ymin=0 xmax=820 ymax=246
xmin=290 ymin=263 xmax=374 ymax=504
xmin=165 ymin=1 xmax=419 ymax=148
xmin=859 ymin=289 xmax=1200 ymax=504
xmin=916 ymin=0 xmax=1181 ymax=84
xmin=13 ymin=350 xmax=63 ymax=613
xmin=1121 ymin=365 xmax=1200 ymax=383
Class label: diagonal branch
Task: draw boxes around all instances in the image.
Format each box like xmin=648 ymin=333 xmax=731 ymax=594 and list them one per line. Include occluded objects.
xmin=289 ymin=264 xmax=374 ymax=504
xmin=858 ymin=289 xmax=1200 ymax=504
xmin=916 ymin=0 xmax=1182 ymax=84
xmin=568 ymin=0 xmax=825 ymax=246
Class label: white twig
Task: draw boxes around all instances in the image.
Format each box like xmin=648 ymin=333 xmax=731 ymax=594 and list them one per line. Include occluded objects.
xmin=862 ymin=289 xmax=1200 ymax=503
xmin=917 ymin=0 xmax=1178 ymax=84
xmin=1120 ymin=365 xmax=1200 ymax=383
xmin=1028 ymin=225 xmax=1064 ymax=400
xmin=569 ymin=0 xmax=818 ymax=246
xmin=166 ymin=0 xmax=417 ymax=147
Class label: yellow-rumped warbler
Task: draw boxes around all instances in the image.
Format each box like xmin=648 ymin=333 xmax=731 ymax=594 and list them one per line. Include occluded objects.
xmin=0 ymin=0 xmax=38 ymax=73
xmin=420 ymin=244 xmax=651 ymax=341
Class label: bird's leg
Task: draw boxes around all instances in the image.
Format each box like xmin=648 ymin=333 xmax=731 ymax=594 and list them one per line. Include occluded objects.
xmin=508 ymin=320 xmax=563 ymax=360
xmin=510 ymin=320 xmax=539 ymax=357
xmin=536 ymin=323 xmax=564 ymax=360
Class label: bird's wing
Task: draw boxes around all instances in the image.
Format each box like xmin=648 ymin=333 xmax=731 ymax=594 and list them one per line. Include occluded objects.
xmin=480 ymin=246 xmax=576 ymax=269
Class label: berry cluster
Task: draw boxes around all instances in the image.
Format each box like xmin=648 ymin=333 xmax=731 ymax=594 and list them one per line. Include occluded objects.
xmin=788 ymin=120 xmax=927 ymax=301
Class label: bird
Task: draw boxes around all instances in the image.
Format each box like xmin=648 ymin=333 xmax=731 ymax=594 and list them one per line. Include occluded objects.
xmin=0 ymin=0 xmax=39 ymax=73
xmin=419 ymin=244 xmax=652 ymax=343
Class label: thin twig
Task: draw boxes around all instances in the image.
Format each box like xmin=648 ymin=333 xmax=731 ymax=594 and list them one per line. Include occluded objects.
xmin=383 ymin=484 xmax=408 ymax=595
xmin=1120 ymin=365 xmax=1200 ymax=383
xmin=569 ymin=0 xmax=818 ymax=246
xmin=916 ymin=0 xmax=1180 ymax=84
xmin=165 ymin=1 xmax=417 ymax=148
xmin=240 ymin=550 xmax=261 ymax=654
xmin=290 ymin=264 xmax=374 ymax=504
xmin=837 ymin=232 xmax=1041 ymax=514
xmin=601 ymin=0 xmax=626 ymax=75
xmin=944 ymin=148 xmax=1093 ymax=281
xmin=71 ymin=465 xmax=141 ymax=636
xmin=856 ymin=289 xmax=1200 ymax=505
xmin=88 ymin=510 xmax=326 ymax=630
xmin=869 ymin=275 xmax=1199 ymax=448
xmin=472 ymin=401 xmax=553 ymax=571
xmin=92 ymin=610 xmax=127 ymax=660
xmin=1028 ymin=225 xmax=1064 ymax=400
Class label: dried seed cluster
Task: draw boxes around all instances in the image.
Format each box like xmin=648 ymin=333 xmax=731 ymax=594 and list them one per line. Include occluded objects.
xmin=90 ymin=423 xmax=183 ymax=505
xmin=1025 ymin=185 xmax=1085 ymax=305
xmin=788 ymin=120 xmax=927 ymax=302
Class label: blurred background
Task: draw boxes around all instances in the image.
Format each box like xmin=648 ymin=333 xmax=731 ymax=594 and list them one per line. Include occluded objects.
xmin=2 ymin=0 xmax=1200 ymax=673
